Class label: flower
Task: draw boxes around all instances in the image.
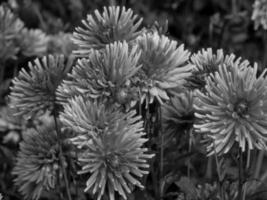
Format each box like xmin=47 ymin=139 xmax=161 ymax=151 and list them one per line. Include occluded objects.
xmin=60 ymin=96 xmax=154 ymax=200
xmin=162 ymin=91 xmax=195 ymax=138
xmin=72 ymin=6 xmax=143 ymax=56
xmin=12 ymin=122 xmax=70 ymax=200
xmin=186 ymin=48 xmax=249 ymax=90
xmin=57 ymin=41 xmax=141 ymax=108
xmin=0 ymin=5 xmax=24 ymax=39
xmin=0 ymin=4 xmax=24 ymax=60
xmin=47 ymin=32 xmax=77 ymax=56
xmin=135 ymin=32 xmax=192 ymax=106
xmin=252 ymin=0 xmax=267 ymax=30
xmin=9 ymin=54 xmax=74 ymax=118
xmin=18 ymin=28 xmax=48 ymax=57
xmin=194 ymin=63 xmax=267 ymax=155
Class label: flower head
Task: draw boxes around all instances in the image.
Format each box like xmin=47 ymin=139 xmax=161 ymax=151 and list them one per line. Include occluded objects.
xmin=18 ymin=28 xmax=48 ymax=57
xmin=57 ymin=41 xmax=141 ymax=108
xmin=135 ymin=32 xmax=192 ymax=106
xmin=12 ymin=122 xmax=70 ymax=200
xmin=194 ymin=63 xmax=267 ymax=155
xmin=0 ymin=5 xmax=24 ymax=60
xmin=9 ymin=55 xmax=74 ymax=118
xmin=187 ymin=48 xmax=249 ymax=90
xmin=47 ymin=32 xmax=77 ymax=56
xmin=60 ymin=96 xmax=154 ymax=200
xmin=252 ymin=0 xmax=267 ymax=30
xmin=73 ymin=6 xmax=143 ymax=56
xmin=0 ymin=5 xmax=24 ymax=39
xmin=162 ymin=91 xmax=195 ymax=138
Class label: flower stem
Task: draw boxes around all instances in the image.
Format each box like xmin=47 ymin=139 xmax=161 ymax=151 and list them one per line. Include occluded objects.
xmin=158 ymin=106 xmax=164 ymax=199
xmin=213 ymin=141 xmax=224 ymax=200
xmin=53 ymin=112 xmax=72 ymax=200
xmin=238 ymin=148 xmax=244 ymax=200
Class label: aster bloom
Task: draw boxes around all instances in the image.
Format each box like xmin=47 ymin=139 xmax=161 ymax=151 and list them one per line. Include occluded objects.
xmin=252 ymin=0 xmax=267 ymax=30
xmin=187 ymin=48 xmax=249 ymax=90
xmin=162 ymin=91 xmax=195 ymax=139
xmin=194 ymin=63 xmax=267 ymax=155
xmin=57 ymin=41 xmax=141 ymax=107
xmin=12 ymin=122 xmax=68 ymax=200
xmin=73 ymin=6 xmax=143 ymax=56
xmin=18 ymin=28 xmax=48 ymax=57
xmin=47 ymin=32 xmax=77 ymax=56
xmin=0 ymin=5 xmax=24 ymax=39
xmin=60 ymin=96 xmax=154 ymax=200
xmin=0 ymin=5 xmax=24 ymax=60
xmin=135 ymin=32 xmax=192 ymax=106
xmin=9 ymin=54 xmax=74 ymax=118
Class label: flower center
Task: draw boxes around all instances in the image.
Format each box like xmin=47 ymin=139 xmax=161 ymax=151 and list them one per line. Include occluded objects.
xmin=115 ymin=88 xmax=128 ymax=104
xmin=233 ymin=100 xmax=248 ymax=118
xmin=106 ymin=153 xmax=121 ymax=169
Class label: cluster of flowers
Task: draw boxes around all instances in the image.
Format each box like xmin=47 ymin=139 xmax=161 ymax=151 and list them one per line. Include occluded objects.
xmin=0 ymin=3 xmax=75 ymax=62
xmin=9 ymin=5 xmax=267 ymax=200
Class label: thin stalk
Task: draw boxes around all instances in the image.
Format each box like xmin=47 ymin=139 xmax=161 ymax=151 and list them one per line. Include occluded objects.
xmin=238 ymin=148 xmax=244 ymax=200
xmin=158 ymin=105 xmax=164 ymax=199
xmin=254 ymin=150 xmax=264 ymax=180
xmin=0 ymin=60 xmax=5 ymax=85
xmin=263 ymin=31 xmax=267 ymax=70
xmin=213 ymin=141 xmax=224 ymax=200
xmin=53 ymin=112 xmax=72 ymax=200
xmin=187 ymin=128 xmax=193 ymax=178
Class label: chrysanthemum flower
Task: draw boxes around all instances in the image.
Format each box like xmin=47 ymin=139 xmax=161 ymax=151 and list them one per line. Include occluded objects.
xmin=186 ymin=48 xmax=249 ymax=90
xmin=12 ymin=122 xmax=69 ymax=200
xmin=60 ymin=96 xmax=154 ymax=200
xmin=72 ymin=6 xmax=143 ymax=56
xmin=47 ymin=32 xmax=77 ymax=56
xmin=18 ymin=28 xmax=48 ymax=57
xmin=252 ymin=0 xmax=267 ymax=30
xmin=57 ymin=41 xmax=141 ymax=108
xmin=135 ymin=32 xmax=192 ymax=106
xmin=0 ymin=5 xmax=24 ymax=60
xmin=9 ymin=54 xmax=74 ymax=118
xmin=194 ymin=63 xmax=267 ymax=155
xmin=0 ymin=5 xmax=24 ymax=39
xmin=162 ymin=91 xmax=195 ymax=138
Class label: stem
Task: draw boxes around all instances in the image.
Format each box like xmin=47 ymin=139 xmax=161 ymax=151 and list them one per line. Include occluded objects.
xmin=254 ymin=150 xmax=264 ymax=180
xmin=187 ymin=128 xmax=193 ymax=178
xmin=53 ymin=112 xmax=72 ymax=200
xmin=0 ymin=60 xmax=5 ymax=85
xmin=238 ymin=148 xmax=244 ymax=200
xmin=158 ymin=105 xmax=164 ymax=199
xmin=263 ymin=31 xmax=267 ymax=68
xmin=213 ymin=141 xmax=224 ymax=200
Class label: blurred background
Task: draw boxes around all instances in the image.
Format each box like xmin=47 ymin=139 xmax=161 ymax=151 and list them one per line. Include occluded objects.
xmin=7 ymin=0 xmax=263 ymax=63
